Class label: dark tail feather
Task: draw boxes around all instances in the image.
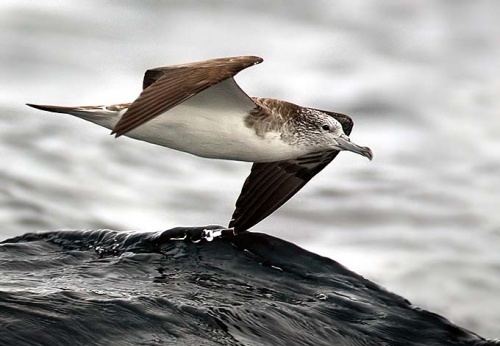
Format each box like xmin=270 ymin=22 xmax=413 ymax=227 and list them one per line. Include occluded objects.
xmin=26 ymin=103 xmax=80 ymax=114
xmin=26 ymin=103 xmax=119 ymax=130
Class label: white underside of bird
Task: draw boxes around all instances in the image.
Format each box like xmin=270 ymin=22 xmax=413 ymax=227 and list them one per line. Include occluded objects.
xmin=65 ymin=79 xmax=306 ymax=162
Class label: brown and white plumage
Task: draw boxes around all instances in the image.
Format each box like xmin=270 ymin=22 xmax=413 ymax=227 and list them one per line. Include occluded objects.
xmin=27 ymin=56 xmax=372 ymax=233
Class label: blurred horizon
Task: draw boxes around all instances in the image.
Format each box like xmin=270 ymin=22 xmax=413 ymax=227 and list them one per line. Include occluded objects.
xmin=0 ymin=0 xmax=499 ymax=338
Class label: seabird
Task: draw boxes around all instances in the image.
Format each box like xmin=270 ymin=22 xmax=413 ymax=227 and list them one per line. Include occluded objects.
xmin=27 ymin=56 xmax=372 ymax=233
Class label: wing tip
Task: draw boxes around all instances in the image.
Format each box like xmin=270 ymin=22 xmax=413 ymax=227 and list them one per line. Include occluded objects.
xmin=222 ymin=55 xmax=263 ymax=69
xmin=241 ymin=55 xmax=264 ymax=67
xmin=249 ymin=56 xmax=264 ymax=64
xmin=228 ymin=218 xmax=249 ymax=234
xmin=110 ymin=128 xmax=124 ymax=138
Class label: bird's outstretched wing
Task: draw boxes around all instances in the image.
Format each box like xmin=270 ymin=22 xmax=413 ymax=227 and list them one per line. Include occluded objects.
xmin=112 ymin=56 xmax=263 ymax=137
xmin=229 ymin=111 xmax=353 ymax=232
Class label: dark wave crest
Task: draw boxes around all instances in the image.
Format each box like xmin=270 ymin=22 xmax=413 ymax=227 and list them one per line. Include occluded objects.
xmin=0 ymin=227 xmax=498 ymax=346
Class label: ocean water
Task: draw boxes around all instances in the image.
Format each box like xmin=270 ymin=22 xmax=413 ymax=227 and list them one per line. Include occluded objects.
xmin=1 ymin=228 xmax=497 ymax=345
xmin=0 ymin=0 xmax=499 ymax=340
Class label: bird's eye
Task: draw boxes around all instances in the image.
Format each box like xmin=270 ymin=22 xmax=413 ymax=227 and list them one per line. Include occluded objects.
xmin=321 ymin=124 xmax=330 ymax=131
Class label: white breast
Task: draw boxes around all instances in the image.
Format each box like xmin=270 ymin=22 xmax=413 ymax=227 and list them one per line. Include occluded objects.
xmin=123 ymin=80 xmax=304 ymax=162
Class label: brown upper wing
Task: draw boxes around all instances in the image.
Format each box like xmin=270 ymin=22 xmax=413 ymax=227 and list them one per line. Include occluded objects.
xmin=229 ymin=111 xmax=354 ymax=232
xmin=112 ymin=56 xmax=263 ymax=137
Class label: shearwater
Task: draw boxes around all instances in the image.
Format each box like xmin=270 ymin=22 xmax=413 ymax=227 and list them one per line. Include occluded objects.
xmin=27 ymin=56 xmax=372 ymax=233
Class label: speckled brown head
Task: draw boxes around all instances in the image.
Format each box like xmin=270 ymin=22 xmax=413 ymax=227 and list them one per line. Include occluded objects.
xmin=246 ymin=97 xmax=373 ymax=160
